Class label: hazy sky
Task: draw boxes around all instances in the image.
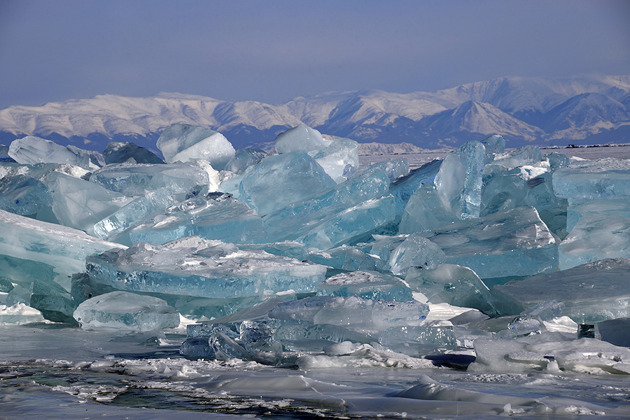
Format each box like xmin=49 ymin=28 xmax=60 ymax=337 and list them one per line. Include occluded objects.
xmin=1 ymin=0 xmax=629 ymax=108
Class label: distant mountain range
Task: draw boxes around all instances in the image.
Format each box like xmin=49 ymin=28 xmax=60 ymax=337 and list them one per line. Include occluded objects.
xmin=1 ymin=75 xmax=629 ymax=151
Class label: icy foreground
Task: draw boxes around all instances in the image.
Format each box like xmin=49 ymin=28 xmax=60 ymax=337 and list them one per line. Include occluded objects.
xmin=1 ymin=126 xmax=630 ymax=417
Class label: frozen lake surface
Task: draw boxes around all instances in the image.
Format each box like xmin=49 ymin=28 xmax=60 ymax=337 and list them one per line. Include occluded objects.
xmin=2 ymin=142 xmax=630 ymax=418
xmin=360 ymin=143 xmax=630 ymax=169
xmin=2 ymin=325 xmax=630 ymax=419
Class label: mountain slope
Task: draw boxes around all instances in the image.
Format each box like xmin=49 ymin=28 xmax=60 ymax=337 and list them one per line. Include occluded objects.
xmin=416 ymin=101 xmax=545 ymax=146
xmin=1 ymin=75 xmax=629 ymax=150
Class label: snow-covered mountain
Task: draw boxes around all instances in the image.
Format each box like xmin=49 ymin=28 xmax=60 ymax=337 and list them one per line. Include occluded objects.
xmin=1 ymin=75 xmax=629 ymax=150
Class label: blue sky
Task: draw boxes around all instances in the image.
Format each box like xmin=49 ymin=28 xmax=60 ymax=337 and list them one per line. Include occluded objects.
xmin=1 ymin=0 xmax=628 ymax=108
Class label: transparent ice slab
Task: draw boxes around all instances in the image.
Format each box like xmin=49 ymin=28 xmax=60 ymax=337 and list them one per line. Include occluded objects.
xmin=405 ymin=264 xmax=498 ymax=316
xmin=224 ymin=148 xmax=267 ymax=174
xmin=0 ymin=168 xmax=58 ymax=223
xmin=8 ymin=136 xmax=94 ymax=169
xmin=85 ymin=237 xmax=327 ymax=299
xmin=73 ymin=291 xmax=180 ymax=331
xmin=46 ymin=172 xmax=133 ymax=232
xmin=494 ymin=258 xmax=630 ymax=323
xmin=269 ymin=295 xmax=429 ymax=333
xmin=387 ymin=233 xmax=446 ymax=276
xmin=237 ymin=152 xmax=336 ymax=216
xmin=390 ymin=159 xmax=442 ymax=223
xmin=156 ymin=123 xmax=235 ymax=169
xmin=298 ymin=194 xmax=396 ymax=250
xmin=0 ymin=209 xmax=124 ymax=291
xmin=317 ymin=270 xmax=413 ymax=302
xmin=552 ymin=157 xmax=630 ymax=200
xmin=421 ymin=206 xmax=558 ymax=279
xmin=559 ymin=201 xmax=630 ymax=269
xmin=89 ymin=162 xmax=210 ymax=197
xmin=263 ymin=167 xmax=390 ymax=243
xmin=492 ymin=145 xmax=542 ymax=169
xmin=128 ymin=192 xmax=265 ymax=245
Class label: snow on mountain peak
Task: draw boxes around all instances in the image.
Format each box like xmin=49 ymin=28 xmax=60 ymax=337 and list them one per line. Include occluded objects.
xmin=0 ymin=74 xmax=628 ymax=149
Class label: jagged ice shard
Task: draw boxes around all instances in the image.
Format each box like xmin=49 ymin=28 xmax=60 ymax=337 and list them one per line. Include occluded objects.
xmin=433 ymin=140 xmax=485 ymax=220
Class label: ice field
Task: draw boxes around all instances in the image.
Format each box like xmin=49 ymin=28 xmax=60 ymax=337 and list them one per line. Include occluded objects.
xmin=1 ymin=127 xmax=630 ymax=418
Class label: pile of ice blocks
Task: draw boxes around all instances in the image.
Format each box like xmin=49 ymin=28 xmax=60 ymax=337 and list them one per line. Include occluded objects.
xmin=1 ymin=124 xmax=629 ymax=373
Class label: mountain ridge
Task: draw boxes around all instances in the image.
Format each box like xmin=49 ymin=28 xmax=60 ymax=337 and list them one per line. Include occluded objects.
xmin=1 ymin=74 xmax=629 ymax=150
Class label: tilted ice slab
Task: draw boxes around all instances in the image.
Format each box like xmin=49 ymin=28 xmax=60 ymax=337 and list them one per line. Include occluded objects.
xmin=275 ymin=125 xmax=359 ymax=183
xmin=405 ymin=264 xmax=498 ymax=316
xmin=0 ymin=209 xmax=124 ymax=291
xmin=156 ymin=123 xmax=235 ymax=169
xmin=0 ymin=164 xmax=58 ymax=223
xmin=317 ymin=270 xmax=413 ymax=302
xmin=89 ymin=185 xmax=186 ymax=242
xmin=559 ymin=206 xmax=630 ymax=269
xmin=399 ymin=183 xmax=456 ymax=234
xmin=237 ymin=152 xmax=337 ymax=216
xmin=481 ymin=134 xmax=505 ymax=160
xmin=494 ymin=258 xmax=630 ymax=323
xmin=400 ymin=142 xmax=486 ymax=233
xmin=86 ymin=237 xmax=327 ymax=299
xmin=299 ymin=194 xmax=396 ymax=250
xmin=387 ymin=233 xmax=446 ymax=276
xmin=128 ymin=192 xmax=265 ymax=245
xmin=263 ymin=167 xmax=390 ymax=243
xmin=480 ymin=165 xmax=567 ymax=238
xmin=73 ymin=291 xmax=180 ymax=331
xmin=268 ymin=295 xmax=430 ymax=333
xmin=552 ymin=157 xmax=630 ymax=200
xmin=420 ymin=206 xmax=558 ymax=279
xmin=8 ymin=136 xmax=95 ymax=169
xmin=46 ymin=171 xmax=133 ymax=232
xmin=89 ymin=162 xmax=210 ymax=197
xmin=88 ymin=164 xmax=217 ymax=242
xmin=275 ymin=124 xmax=330 ymax=154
